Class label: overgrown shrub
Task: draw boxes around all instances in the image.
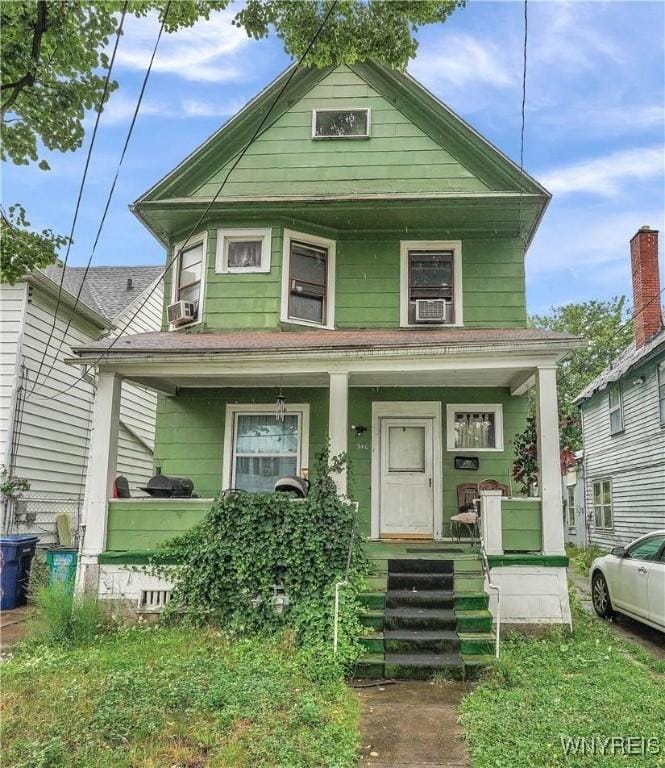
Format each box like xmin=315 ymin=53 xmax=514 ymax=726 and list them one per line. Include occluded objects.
xmin=27 ymin=583 xmax=111 ymax=646
xmin=151 ymin=447 xmax=369 ymax=667
xmin=566 ymin=543 xmax=606 ymax=575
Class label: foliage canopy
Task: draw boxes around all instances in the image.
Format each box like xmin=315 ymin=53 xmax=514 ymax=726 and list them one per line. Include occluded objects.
xmin=530 ymin=297 xmax=633 ymax=450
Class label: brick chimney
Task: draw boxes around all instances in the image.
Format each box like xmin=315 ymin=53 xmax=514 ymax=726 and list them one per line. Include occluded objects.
xmin=630 ymin=226 xmax=662 ymax=348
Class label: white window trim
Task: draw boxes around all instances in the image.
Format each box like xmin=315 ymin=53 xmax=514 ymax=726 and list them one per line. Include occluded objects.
xmin=169 ymin=231 xmax=208 ymax=331
xmin=281 ymin=228 xmax=336 ymax=330
xmin=566 ymin=486 xmax=576 ymax=529
xmin=446 ymin=403 xmax=503 ymax=452
xmin=592 ymin=478 xmax=613 ymax=530
xmin=311 ymin=107 xmax=371 ymax=139
xmin=608 ymin=383 xmax=624 ymax=435
xmin=216 ymin=227 xmax=272 ymax=274
xmin=400 ymin=240 xmax=463 ymax=328
xmin=222 ymin=403 xmax=310 ymax=491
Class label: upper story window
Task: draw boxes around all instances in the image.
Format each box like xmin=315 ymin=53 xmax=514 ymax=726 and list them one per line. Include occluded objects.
xmin=169 ymin=232 xmax=207 ymax=328
xmin=312 ymin=108 xmax=370 ymax=139
xmin=281 ymin=229 xmax=336 ymax=329
xmin=658 ymin=362 xmax=665 ymax=426
xmin=216 ymin=228 xmax=271 ymax=274
xmin=400 ymin=240 xmax=462 ymax=327
xmin=608 ymin=383 xmax=623 ymax=435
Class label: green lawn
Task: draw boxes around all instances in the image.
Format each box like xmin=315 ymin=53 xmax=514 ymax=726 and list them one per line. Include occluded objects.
xmin=1 ymin=628 xmax=360 ymax=768
xmin=460 ymin=594 xmax=665 ymax=768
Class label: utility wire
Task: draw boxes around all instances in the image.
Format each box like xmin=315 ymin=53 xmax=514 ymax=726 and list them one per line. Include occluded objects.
xmin=27 ymin=2 xmax=172 ymax=400
xmin=33 ymin=0 xmax=340 ymax=404
xmin=28 ymin=1 xmax=129 ymax=399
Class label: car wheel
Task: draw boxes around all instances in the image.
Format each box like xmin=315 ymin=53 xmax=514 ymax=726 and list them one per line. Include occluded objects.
xmin=592 ymin=572 xmax=615 ymax=619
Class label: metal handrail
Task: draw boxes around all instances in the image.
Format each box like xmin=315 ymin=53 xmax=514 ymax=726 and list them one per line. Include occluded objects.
xmin=333 ymin=500 xmax=359 ymax=654
xmin=479 ymin=531 xmax=501 ymax=659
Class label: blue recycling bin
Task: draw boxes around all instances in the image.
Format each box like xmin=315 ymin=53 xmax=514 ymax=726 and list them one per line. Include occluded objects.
xmin=0 ymin=535 xmax=39 ymax=611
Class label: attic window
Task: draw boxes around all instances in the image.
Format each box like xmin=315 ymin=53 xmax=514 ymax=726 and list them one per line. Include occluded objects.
xmin=312 ymin=108 xmax=370 ymax=139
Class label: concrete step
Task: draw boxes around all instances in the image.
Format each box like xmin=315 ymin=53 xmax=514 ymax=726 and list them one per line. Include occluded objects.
xmin=385 ymin=589 xmax=455 ymax=610
xmin=388 ymin=572 xmax=454 ymax=591
xmin=384 ymin=652 xmax=465 ymax=680
xmin=384 ymin=607 xmax=456 ymax=631
xmin=384 ymin=629 xmax=459 ymax=654
xmin=388 ymin=558 xmax=454 ymax=575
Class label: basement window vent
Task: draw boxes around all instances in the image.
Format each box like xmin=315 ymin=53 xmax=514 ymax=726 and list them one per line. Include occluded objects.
xmin=139 ymin=589 xmax=171 ymax=611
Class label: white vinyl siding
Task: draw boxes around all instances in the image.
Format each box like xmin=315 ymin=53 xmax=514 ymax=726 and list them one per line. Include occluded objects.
xmin=0 ymin=283 xmax=27 ymax=468
xmin=581 ymin=356 xmax=665 ymax=549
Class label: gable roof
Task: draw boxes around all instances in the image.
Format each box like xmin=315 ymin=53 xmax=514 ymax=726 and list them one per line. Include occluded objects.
xmin=574 ymin=325 xmax=665 ymax=404
xmin=35 ymin=265 xmax=162 ymax=323
xmin=133 ymin=61 xmax=549 ymax=243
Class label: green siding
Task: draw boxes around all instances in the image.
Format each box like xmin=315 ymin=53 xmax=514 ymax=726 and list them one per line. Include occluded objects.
xmin=148 ymin=386 xmax=528 ymax=543
xmin=194 ymin=66 xmax=488 ymax=200
xmin=502 ymin=499 xmax=542 ymax=552
xmin=106 ymin=500 xmax=212 ymax=550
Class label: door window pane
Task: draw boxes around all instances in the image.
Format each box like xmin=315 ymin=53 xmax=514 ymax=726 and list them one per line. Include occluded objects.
xmin=388 ymin=426 xmax=425 ymax=472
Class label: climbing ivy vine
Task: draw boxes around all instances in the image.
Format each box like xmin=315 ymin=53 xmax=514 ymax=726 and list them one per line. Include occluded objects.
xmin=151 ymin=447 xmax=369 ymax=666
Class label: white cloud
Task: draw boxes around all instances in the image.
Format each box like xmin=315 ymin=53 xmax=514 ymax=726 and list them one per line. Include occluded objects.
xmin=540 ymin=146 xmax=665 ymax=196
xmin=116 ymin=9 xmax=251 ymax=83
xmin=98 ymin=92 xmax=170 ymax=125
xmin=409 ymin=33 xmax=515 ymax=90
xmin=181 ymin=98 xmax=247 ymax=118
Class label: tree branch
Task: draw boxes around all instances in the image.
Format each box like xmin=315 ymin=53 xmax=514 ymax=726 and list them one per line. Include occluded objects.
xmin=1 ymin=1 xmax=48 ymax=114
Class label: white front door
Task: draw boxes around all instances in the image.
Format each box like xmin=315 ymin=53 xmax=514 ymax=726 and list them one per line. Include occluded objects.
xmin=379 ymin=418 xmax=434 ymax=537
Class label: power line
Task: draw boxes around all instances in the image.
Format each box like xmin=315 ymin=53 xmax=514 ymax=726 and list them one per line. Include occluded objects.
xmin=27 ymin=2 xmax=172 ymax=400
xmin=33 ymin=0 xmax=340 ymax=404
xmin=28 ymin=1 xmax=129 ymax=399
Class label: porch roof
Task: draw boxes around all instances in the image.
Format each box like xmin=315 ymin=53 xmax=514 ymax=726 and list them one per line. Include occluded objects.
xmin=73 ymin=328 xmax=580 ymax=358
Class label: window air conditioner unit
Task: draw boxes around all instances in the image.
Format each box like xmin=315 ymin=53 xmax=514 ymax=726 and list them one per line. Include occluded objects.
xmin=167 ymin=300 xmax=195 ymax=326
xmin=415 ymin=299 xmax=448 ymax=323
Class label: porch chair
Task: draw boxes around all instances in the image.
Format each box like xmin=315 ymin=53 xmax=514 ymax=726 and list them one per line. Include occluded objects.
xmin=451 ymin=480 xmax=510 ymax=545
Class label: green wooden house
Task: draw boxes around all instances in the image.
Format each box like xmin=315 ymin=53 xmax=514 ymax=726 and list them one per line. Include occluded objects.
xmin=72 ymin=62 xmax=581 ymax=673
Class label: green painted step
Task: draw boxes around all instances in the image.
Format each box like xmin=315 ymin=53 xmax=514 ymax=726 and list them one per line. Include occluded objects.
xmin=454 ymin=575 xmax=485 ymax=592
xmin=455 ymin=609 xmax=493 ymax=633
xmin=454 ymin=592 xmax=489 ymax=611
xmin=359 ymin=633 xmax=384 ymax=654
xmin=354 ymin=653 xmax=384 ymax=678
xmin=363 ymin=576 xmax=387 ymax=591
xmin=359 ymin=591 xmax=385 ymax=610
xmin=462 ymin=654 xmax=496 ymax=679
xmin=360 ymin=609 xmax=383 ymax=631
xmin=384 ymin=629 xmax=459 ymax=654
xmin=459 ymin=632 xmax=495 ymax=655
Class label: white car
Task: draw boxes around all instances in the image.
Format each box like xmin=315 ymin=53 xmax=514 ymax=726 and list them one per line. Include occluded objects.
xmin=590 ymin=530 xmax=665 ymax=632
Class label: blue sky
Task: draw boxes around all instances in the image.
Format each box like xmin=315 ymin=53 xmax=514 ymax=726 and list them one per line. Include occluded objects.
xmin=3 ymin=0 xmax=664 ymax=315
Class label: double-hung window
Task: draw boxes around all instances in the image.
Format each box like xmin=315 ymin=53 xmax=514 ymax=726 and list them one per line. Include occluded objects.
xmin=593 ymin=479 xmax=613 ymax=529
xmin=658 ymin=362 xmax=665 ymax=426
xmin=224 ymin=404 xmax=310 ymax=492
xmin=281 ymin=230 xmax=336 ymax=328
xmin=608 ymin=384 xmax=623 ymax=434
xmin=171 ymin=234 xmax=206 ymax=327
xmin=566 ymin=485 xmax=576 ymax=529
xmin=400 ymin=241 xmax=462 ymax=326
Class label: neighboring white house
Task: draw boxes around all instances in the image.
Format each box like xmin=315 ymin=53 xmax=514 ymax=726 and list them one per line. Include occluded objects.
xmin=574 ymin=227 xmax=665 ymax=549
xmin=0 ymin=264 xmax=163 ymax=545
xmin=561 ymin=451 xmax=589 ymax=547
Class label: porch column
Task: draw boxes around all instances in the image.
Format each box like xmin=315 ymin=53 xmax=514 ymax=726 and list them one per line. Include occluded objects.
xmin=535 ymin=365 xmax=565 ymax=555
xmin=480 ymin=489 xmax=503 ymax=555
xmin=328 ymin=372 xmax=349 ymax=496
xmin=77 ymin=371 xmax=122 ymax=592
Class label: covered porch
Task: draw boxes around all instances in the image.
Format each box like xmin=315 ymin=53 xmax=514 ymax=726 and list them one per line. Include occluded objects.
xmin=71 ymin=329 xmax=575 ymax=597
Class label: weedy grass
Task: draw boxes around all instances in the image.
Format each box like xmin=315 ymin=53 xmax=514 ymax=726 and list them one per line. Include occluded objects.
xmin=459 ymin=592 xmax=665 ymax=768
xmin=1 ymin=627 xmax=360 ymax=768
xmin=566 ymin=543 xmax=606 ymax=576
xmin=26 ymin=583 xmax=112 ymax=646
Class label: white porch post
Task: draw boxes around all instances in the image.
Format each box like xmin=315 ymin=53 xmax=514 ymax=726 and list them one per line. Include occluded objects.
xmin=77 ymin=371 xmax=122 ymax=592
xmin=480 ymin=489 xmax=503 ymax=555
xmin=328 ymin=372 xmax=349 ymax=496
xmin=535 ymin=365 xmax=565 ymax=555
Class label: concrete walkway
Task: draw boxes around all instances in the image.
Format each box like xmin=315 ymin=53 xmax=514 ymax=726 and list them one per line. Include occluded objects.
xmin=355 ymin=680 xmax=472 ymax=768
xmin=568 ymin=569 xmax=665 ymax=660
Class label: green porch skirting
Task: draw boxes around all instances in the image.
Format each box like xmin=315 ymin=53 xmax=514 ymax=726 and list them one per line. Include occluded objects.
xmin=502 ymin=498 xmax=542 ymax=552
xmin=105 ymin=499 xmax=214 ymax=551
